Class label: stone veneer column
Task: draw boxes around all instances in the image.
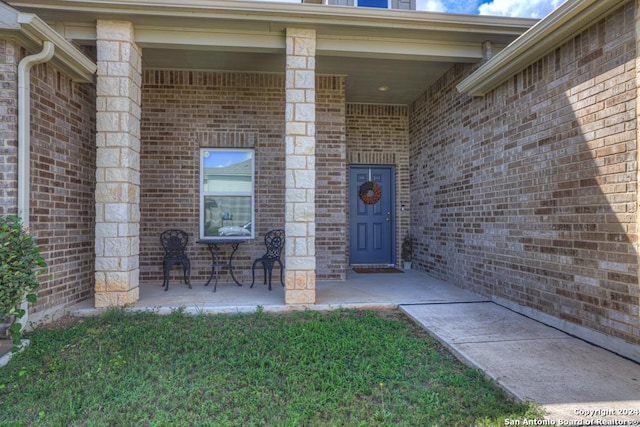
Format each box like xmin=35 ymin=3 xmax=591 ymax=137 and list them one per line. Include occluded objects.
xmin=94 ymin=21 xmax=142 ymax=307
xmin=284 ymin=28 xmax=316 ymax=304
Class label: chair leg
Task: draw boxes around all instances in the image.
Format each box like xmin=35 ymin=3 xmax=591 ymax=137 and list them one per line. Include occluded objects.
xmin=250 ymin=260 xmax=261 ymax=288
xmin=184 ymin=259 xmax=192 ymax=289
xmin=251 ymin=259 xmax=280 ymax=290
xmin=267 ymin=265 xmax=273 ymax=291
xmin=163 ymin=261 xmax=170 ymax=291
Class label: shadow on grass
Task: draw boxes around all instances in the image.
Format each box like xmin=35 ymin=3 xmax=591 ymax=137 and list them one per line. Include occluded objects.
xmin=0 ymin=308 xmax=543 ymax=426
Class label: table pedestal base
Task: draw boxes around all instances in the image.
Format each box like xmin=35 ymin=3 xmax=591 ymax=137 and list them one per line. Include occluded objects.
xmin=197 ymin=240 xmax=244 ymax=292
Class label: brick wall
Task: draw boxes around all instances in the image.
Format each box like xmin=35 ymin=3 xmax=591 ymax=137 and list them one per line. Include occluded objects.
xmin=346 ymin=104 xmax=410 ymax=266
xmin=0 ymin=40 xmax=19 ymax=216
xmin=316 ymin=76 xmax=347 ymax=279
xmin=21 ymin=48 xmax=96 ymax=317
xmin=141 ymin=71 xmax=284 ymax=286
xmin=141 ymin=71 xmax=347 ymax=285
xmin=409 ymin=3 xmax=639 ymax=344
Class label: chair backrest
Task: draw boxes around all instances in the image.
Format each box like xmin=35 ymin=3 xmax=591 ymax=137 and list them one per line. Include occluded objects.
xmin=160 ymin=229 xmax=189 ymax=258
xmin=263 ymin=229 xmax=285 ymax=259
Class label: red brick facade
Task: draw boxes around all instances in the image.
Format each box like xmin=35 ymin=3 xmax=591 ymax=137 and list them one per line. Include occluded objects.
xmin=140 ymin=71 xmax=286 ymax=285
xmin=317 ymin=76 xmax=348 ymax=279
xmin=140 ymin=71 xmax=353 ymax=284
xmin=346 ymin=104 xmax=410 ymax=264
xmin=139 ymin=71 xmax=412 ymax=284
xmin=29 ymin=55 xmax=97 ymax=317
xmin=0 ymin=40 xmax=96 ymax=319
xmin=410 ymin=2 xmax=639 ymax=344
xmin=0 ymin=40 xmax=19 ymax=215
xmin=1 ymin=2 xmax=638 ymax=349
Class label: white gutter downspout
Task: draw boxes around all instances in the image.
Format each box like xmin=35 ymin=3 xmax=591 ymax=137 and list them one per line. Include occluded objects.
xmin=16 ymin=40 xmax=55 ymax=332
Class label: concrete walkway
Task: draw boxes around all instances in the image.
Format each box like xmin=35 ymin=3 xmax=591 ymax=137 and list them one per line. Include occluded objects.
xmin=34 ymin=270 xmax=640 ymax=422
xmin=401 ymin=302 xmax=640 ymax=424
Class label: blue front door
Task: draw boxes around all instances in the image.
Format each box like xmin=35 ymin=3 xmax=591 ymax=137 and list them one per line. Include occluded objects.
xmin=349 ymin=166 xmax=395 ymax=265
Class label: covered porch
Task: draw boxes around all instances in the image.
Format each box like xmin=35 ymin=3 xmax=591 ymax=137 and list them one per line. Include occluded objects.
xmin=5 ymin=0 xmax=534 ymax=310
xmin=68 ymin=269 xmax=487 ymax=316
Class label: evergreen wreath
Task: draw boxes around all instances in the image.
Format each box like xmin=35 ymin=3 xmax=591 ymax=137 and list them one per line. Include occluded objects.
xmin=359 ymin=181 xmax=382 ymax=205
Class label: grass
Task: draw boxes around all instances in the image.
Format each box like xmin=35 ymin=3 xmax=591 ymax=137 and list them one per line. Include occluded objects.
xmin=0 ymin=308 xmax=542 ymax=426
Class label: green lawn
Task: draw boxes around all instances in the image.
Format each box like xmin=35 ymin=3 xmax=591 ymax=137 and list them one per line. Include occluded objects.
xmin=0 ymin=308 xmax=541 ymax=426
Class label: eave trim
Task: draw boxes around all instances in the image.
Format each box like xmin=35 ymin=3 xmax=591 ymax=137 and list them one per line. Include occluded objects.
xmin=0 ymin=4 xmax=96 ymax=82
xmin=8 ymin=0 xmax=537 ymax=36
xmin=456 ymin=0 xmax=630 ymax=96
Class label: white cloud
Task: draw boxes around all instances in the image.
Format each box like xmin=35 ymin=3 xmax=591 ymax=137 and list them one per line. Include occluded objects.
xmin=478 ymin=0 xmax=565 ymax=18
xmin=416 ymin=0 xmax=489 ymax=15
xmin=416 ymin=0 xmax=448 ymax=12
xmin=246 ymin=0 xmax=564 ymax=18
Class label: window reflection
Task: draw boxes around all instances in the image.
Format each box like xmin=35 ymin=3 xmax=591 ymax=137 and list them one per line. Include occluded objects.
xmin=200 ymin=149 xmax=254 ymax=239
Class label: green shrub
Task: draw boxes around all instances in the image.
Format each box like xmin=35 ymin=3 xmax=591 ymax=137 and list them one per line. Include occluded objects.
xmin=0 ymin=215 xmax=46 ymax=349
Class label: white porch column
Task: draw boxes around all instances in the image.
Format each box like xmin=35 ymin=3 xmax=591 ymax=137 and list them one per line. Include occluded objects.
xmin=284 ymin=28 xmax=316 ymax=304
xmin=94 ymin=21 xmax=142 ymax=307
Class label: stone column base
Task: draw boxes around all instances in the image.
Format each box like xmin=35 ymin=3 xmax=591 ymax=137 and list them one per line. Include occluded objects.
xmin=94 ymin=288 xmax=139 ymax=308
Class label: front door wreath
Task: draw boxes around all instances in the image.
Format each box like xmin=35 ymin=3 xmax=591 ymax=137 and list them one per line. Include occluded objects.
xmin=359 ymin=181 xmax=382 ymax=205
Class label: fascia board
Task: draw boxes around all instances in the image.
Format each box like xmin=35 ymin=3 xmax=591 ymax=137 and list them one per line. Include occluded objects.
xmin=0 ymin=7 xmax=96 ymax=83
xmin=317 ymin=35 xmax=485 ymax=62
xmin=133 ymin=26 xmax=284 ymax=52
xmin=0 ymin=2 xmax=20 ymax=29
xmin=133 ymin=26 xmax=486 ymax=62
xmin=8 ymin=0 xmax=536 ymax=36
xmin=16 ymin=13 xmax=96 ymax=82
xmin=456 ymin=0 xmax=630 ymax=96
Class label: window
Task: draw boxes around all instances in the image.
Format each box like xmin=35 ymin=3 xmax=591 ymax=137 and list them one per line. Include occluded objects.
xmin=327 ymin=0 xmax=415 ymax=9
xmin=200 ymin=149 xmax=255 ymax=240
xmin=358 ymin=0 xmax=387 ymax=7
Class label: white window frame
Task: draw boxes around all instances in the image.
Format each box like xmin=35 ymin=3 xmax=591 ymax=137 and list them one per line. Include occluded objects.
xmin=329 ymin=0 xmax=415 ymax=9
xmin=199 ymin=148 xmax=255 ymax=240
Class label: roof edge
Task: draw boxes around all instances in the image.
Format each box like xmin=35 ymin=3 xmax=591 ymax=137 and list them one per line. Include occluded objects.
xmin=0 ymin=3 xmax=96 ymax=82
xmin=8 ymin=0 xmax=537 ymax=35
xmin=456 ymin=0 xmax=630 ymax=96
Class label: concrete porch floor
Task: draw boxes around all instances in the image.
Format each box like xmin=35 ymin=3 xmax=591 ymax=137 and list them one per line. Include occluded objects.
xmin=64 ymin=269 xmax=640 ymax=423
xmin=71 ymin=269 xmax=487 ymax=315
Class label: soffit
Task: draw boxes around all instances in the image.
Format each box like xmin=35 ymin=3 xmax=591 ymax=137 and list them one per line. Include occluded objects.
xmin=8 ymin=0 xmax=536 ymax=104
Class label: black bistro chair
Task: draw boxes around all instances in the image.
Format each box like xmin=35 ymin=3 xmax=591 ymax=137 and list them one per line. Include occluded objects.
xmin=251 ymin=229 xmax=285 ymax=291
xmin=160 ymin=229 xmax=192 ymax=291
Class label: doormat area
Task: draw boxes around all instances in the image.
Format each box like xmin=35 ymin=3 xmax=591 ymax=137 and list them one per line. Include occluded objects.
xmin=352 ymin=267 xmax=404 ymax=274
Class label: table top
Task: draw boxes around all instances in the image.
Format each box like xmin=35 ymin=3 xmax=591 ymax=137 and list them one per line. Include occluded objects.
xmin=196 ymin=238 xmax=247 ymax=245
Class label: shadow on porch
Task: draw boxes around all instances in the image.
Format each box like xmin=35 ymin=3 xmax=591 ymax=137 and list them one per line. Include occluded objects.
xmin=70 ymin=269 xmax=489 ymax=316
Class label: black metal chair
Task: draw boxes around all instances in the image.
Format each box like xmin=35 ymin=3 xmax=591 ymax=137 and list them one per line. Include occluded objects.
xmin=160 ymin=229 xmax=191 ymax=291
xmin=251 ymin=229 xmax=285 ymax=291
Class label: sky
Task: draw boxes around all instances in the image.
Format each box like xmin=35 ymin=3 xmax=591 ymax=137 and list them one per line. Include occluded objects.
xmin=250 ymin=0 xmax=566 ymax=19
xmin=418 ymin=0 xmax=566 ymax=18
xmin=203 ymin=150 xmax=253 ymax=168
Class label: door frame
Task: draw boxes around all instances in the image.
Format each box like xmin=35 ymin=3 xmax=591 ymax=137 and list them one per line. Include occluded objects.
xmin=348 ymin=164 xmax=396 ymax=266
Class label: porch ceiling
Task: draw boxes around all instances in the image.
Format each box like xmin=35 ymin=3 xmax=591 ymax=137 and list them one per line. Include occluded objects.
xmin=141 ymin=49 xmax=456 ymax=105
xmin=7 ymin=0 xmax=537 ymax=105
